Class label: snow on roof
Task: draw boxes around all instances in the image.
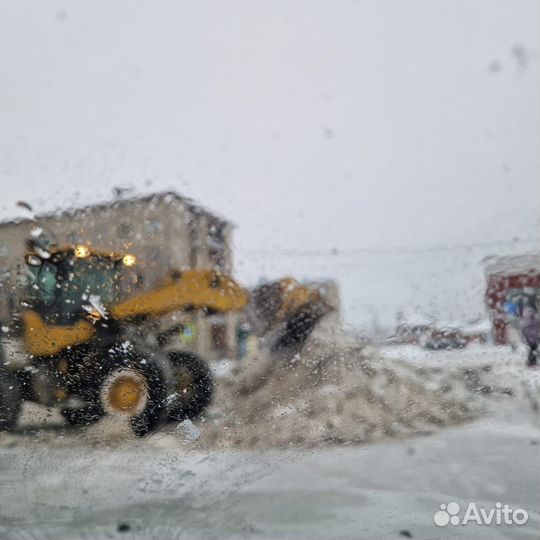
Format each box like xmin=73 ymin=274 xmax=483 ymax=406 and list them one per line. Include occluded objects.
xmin=0 ymin=190 xmax=232 ymax=229
xmin=483 ymin=253 xmax=540 ymax=277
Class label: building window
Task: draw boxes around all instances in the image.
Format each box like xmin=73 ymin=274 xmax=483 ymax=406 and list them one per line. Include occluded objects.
xmin=149 ymin=247 xmax=161 ymax=264
xmin=211 ymin=323 xmax=227 ymax=354
xmin=68 ymin=232 xmax=82 ymax=245
xmin=208 ymin=220 xmax=227 ymax=270
xmin=208 ymin=240 xmax=226 ymax=269
xmin=119 ymin=223 xmax=134 ymax=240
xmin=145 ymin=220 xmax=162 ymax=235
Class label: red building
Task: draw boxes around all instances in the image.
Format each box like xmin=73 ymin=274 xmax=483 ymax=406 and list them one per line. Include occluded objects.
xmin=485 ymin=254 xmax=540 ymax=345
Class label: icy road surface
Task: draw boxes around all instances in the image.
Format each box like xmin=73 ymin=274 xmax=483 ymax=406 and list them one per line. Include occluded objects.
xmin=0 ymin=400 xmax=538 ymax=540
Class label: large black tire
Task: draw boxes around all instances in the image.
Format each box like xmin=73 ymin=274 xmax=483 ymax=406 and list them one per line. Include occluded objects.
xmin=61 ymin=405 xmax=102 ymax=427
xmin=167 ymin=351 xmax=213 ymax=420
xmin=63 ymin=344 xmax=169 ymax=437
xmin=61 ymin=349 xmax=108 ymax=428
xmin=0 ymin=370 xmax=22 ymax=432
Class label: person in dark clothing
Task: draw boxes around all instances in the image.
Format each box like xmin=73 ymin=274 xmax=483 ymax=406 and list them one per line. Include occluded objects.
xmin=521 ymin=306 xmax=540 ymax=367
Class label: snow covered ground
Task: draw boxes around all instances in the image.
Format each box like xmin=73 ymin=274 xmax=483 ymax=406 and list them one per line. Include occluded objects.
xmin=0 ymin=401 xmax=538 ymax=539
xmin=379 ymin=343 xmax=527 ymax=367
xmin=0 ymin=345 xmax=539 ymax=539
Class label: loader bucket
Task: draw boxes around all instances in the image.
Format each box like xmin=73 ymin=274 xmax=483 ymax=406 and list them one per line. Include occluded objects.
xmin=248 ymin=278 xmax=333 ymax=354
xmin=271 ymin=300 xmax=330 ymax=352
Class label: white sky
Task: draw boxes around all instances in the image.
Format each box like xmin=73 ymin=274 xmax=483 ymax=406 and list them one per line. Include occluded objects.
xmin=0 ymin=0 xmax=538 ymax=328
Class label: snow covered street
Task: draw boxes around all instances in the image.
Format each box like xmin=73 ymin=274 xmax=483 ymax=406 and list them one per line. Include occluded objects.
xmin=0 ymin=366 xmax=538 ymax=539
xmin=0 ymin=403 xmax=538 ymax=539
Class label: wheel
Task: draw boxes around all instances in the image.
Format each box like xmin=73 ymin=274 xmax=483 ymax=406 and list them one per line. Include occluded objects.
xmin=0 ymin=370 xmax=22 ymax=432
xmin=167 ymin=351 xmax=213 ymax=420
xmin=60 ymin=350 xmax=108 ymax=428
xmin=65 ymin=344 xmax=169 ymax=436
xmin=100 ymin=346 xmax=169 ymax=436
xmin=61 ymin=405 xmax=102 ymax=427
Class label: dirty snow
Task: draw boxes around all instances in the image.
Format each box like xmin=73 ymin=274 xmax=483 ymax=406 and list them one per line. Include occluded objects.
xmin=195 ymin=339 xmax=531 ymax=449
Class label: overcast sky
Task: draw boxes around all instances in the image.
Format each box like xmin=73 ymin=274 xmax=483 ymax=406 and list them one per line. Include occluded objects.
xmin=0 ymin=0 xmax=538 ymax=327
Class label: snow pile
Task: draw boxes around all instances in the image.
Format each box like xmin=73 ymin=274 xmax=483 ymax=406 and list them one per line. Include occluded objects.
xmin=197 ymin=338 xmax=517 ymax=449
xmin=1 ymin=339 xmax=530 ymax=451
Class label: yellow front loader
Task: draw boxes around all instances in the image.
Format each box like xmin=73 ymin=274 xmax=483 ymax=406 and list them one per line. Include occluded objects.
xmin=0 ymin=244 xmax=330 ymax=436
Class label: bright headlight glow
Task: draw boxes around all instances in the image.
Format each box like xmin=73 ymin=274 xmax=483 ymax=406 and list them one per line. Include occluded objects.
xmin=74 ymin=245 xmax=90 ymax=258
xmin=123 ymin=254 xmax=137 ymax=267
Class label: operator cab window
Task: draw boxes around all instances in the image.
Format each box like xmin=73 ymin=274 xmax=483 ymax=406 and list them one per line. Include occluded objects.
xmin=25 ymin=253 xmax=120 ymax=324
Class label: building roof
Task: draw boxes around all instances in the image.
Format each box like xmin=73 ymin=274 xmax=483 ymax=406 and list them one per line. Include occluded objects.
xmin=483 ymin=253 xmax=540 ymax=278
xmin=0 ymin=190 xmax=231 ymax=228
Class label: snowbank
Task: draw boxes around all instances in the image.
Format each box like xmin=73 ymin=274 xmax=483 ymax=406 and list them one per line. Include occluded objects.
xmin=196 ymin=338 xmax=522 ymax=449
xmin=1 ymin=338 xmax=534 ymax=451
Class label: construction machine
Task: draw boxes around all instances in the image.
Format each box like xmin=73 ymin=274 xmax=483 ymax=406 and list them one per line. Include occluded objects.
xmin=0 ymin=238 xmax=331 ymax=436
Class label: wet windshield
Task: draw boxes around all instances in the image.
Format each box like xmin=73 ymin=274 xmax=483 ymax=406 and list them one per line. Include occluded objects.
xmin=0 ymin=2 xmax=538 ymax=540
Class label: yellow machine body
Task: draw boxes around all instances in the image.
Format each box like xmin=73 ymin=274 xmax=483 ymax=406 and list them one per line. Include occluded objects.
xmin=23 ymin=309 xmax=96 ymax=357
xmin=22 ymin=245 xmax=248 ymax=357
xmin=21 ymin=245 xmax=327 ymax=358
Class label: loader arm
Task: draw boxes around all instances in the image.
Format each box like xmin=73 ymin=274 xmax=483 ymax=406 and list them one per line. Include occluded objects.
xmin=110 ymin=270 xmax=248 ymax=321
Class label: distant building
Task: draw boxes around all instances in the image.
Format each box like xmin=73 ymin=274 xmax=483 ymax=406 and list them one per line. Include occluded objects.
xmin=484 ymin=253 xmax=540 ymax=345
xmin=0 ymin=191 xmax=239 ymax=360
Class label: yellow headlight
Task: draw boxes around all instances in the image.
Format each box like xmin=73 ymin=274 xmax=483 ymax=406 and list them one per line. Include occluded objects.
xmin=74 ymin=245 xmax=90 ymax=258
xmin=123 ymin=254 xmax=137 ymax=267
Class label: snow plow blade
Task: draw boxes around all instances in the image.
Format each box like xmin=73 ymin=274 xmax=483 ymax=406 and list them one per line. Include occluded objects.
xmin=248 ymin=278 xmax=333 ymax=353
xmin=271 ymin=301 xmax=330 ymax=352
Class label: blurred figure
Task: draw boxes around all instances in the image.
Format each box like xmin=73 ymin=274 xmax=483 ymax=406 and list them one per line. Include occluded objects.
xmin=236 ymin=321 xmax=251 ymax=359
xmin=521 ymin=306 xmax=539 ymax=367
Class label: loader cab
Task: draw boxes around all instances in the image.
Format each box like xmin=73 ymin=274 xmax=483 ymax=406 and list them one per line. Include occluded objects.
xmin=24 ymin=246 xmax=131 ymax=325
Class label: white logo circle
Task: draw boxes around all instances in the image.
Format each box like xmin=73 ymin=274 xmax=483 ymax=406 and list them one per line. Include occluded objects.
xmin=434 ymin=502 xmax=460 ymax=527
xmin=434 ymin=510 xmax=450 ymax=527
xmin=447 ymin=502 xmax=460 ymax=515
